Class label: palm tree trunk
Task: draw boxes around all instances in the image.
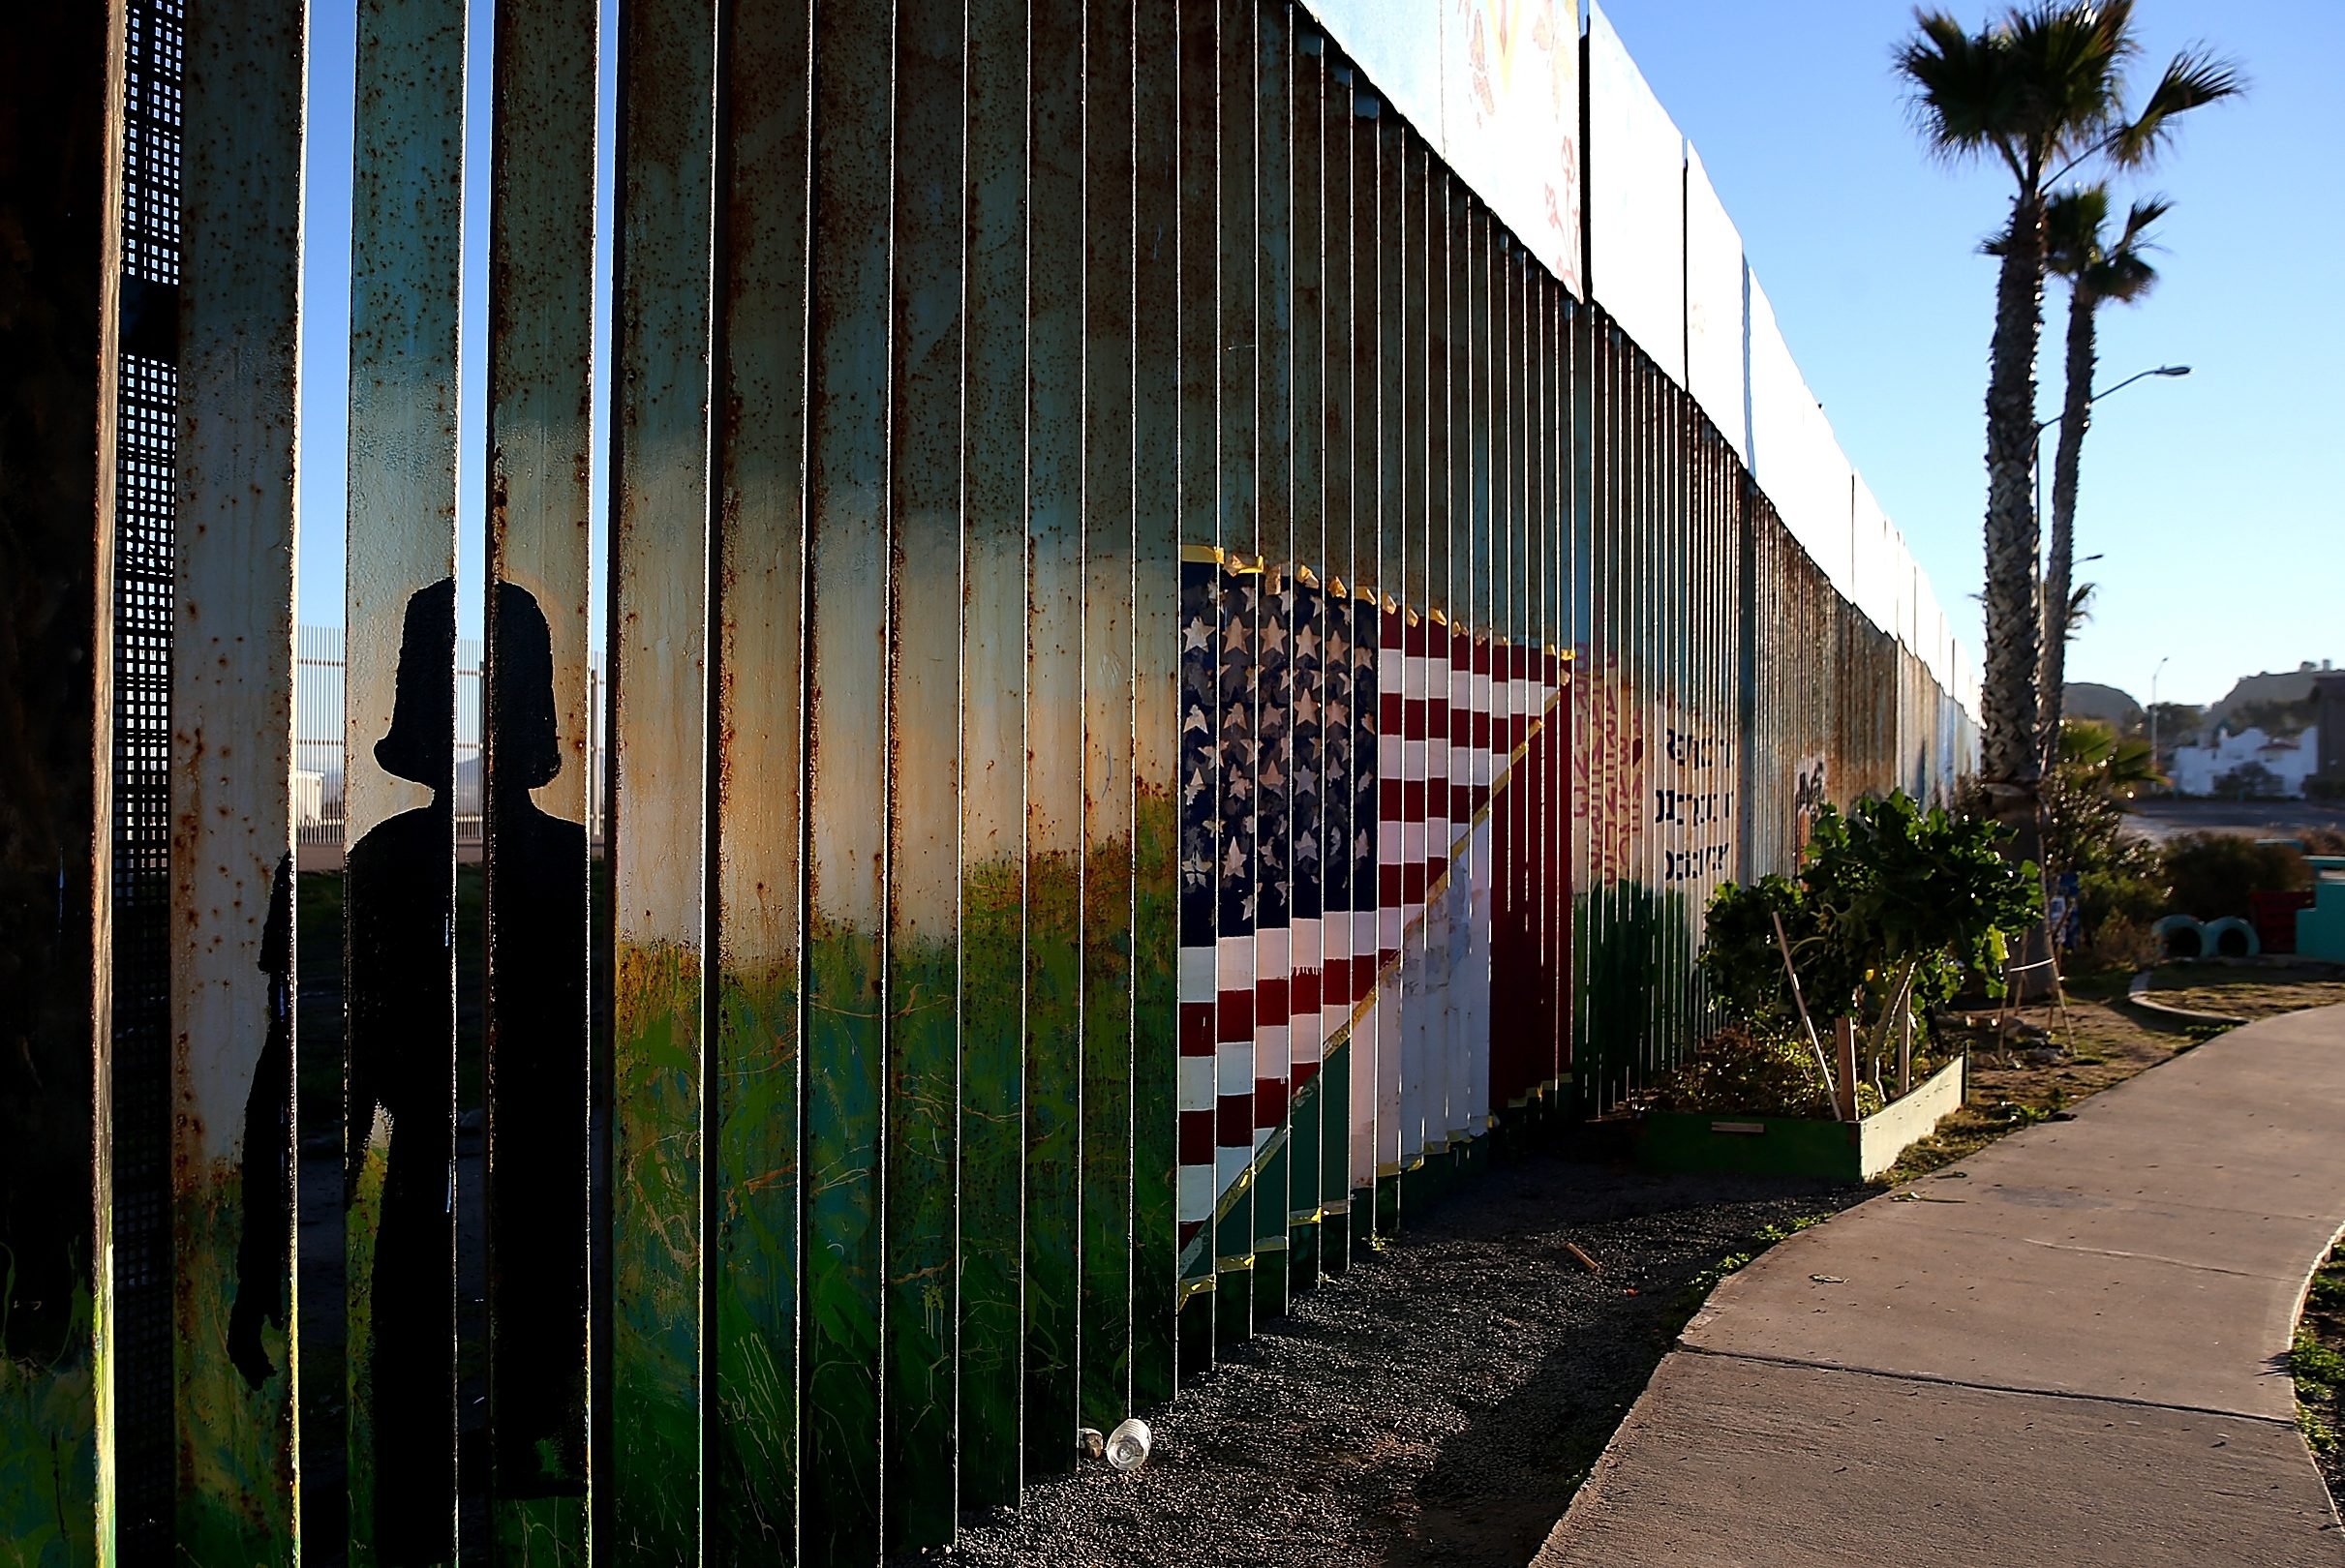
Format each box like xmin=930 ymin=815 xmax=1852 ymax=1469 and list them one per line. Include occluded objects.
xmin=2039 ymin=283 xmax=2097 ymax=767
xmin=1981 ymin=193 xmax=2046 ymax=799
xmin=1982 ymin=193 xmax=2054 ymax=999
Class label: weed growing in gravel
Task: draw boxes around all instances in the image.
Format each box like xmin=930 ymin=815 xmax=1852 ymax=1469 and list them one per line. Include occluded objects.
xmin=1660 ymin=1214 xmax=1834 ymax=1342
xmin=2297 ymin=1243 xmax=2345 ymax=1481
xmin=2295 ymin=1330 xmax=2342 ymax=1453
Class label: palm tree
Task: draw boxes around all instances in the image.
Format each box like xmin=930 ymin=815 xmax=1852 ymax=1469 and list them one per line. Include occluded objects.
xmin=1895 ymin=3 xmax=2237 ymax=840
xmin=2038 ymin=187 xmax=2167 ymax=764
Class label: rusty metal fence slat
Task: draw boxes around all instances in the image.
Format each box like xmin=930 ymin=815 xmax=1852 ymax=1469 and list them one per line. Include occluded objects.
xmin=881 ymin=0 xmax=962 ymax=1550
xmin=709 ymin=0 xmax=811 ymax=1556
xmin=1130 ymin=0 xmax=1184 ymax=1413
xmin=172 ymin=0 xmax=305 ymax=1553
xmin=607 ymin=0 xmax=718 ymax=1553
xmin=481 ymin=0 xmax=599 ymax=1558
xmin=341 ymin=0 xmax=467 ymax=1554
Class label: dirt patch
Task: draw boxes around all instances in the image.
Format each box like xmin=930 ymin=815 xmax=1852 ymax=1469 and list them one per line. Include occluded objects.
xmin=1883 ymin=981 xmax=2216 ymax=1183
xmin=2147 ymin=960 xmax=2345 ymax=1020
xmin=894 ymin=1148 xmax=1864 ymax=1568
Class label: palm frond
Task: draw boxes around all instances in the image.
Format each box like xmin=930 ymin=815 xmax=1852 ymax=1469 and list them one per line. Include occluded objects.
xmin=2117 ymin=195 xmax=2174 ymax=244
xmin=2042 ymin=184 xmax=2112 ymax=276
xmin=2006 ymin=0 xmax=2136 ymax=176
xmin=2108 ymin=46 xmax=2244 ymax=167
xmin=2066 ymin=580 xmax=2097 ymax=631
xmin=1896 ymin=9 xmax=2024 ymax=178
xmin=2093 ymin=248 xmax=2158 ymax=304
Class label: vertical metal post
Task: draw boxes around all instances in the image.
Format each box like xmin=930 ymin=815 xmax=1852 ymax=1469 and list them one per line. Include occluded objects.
xmin=484 ymin=0 xmax=597 ymax=1555
xmin=1248 ymin=0 xmax=1294 ymax=1328
xmin=1171 ymin=0 xmax=1221 ymax=1379
xmin=174 ymin=0 xmax=305 ymax=1553
xmin=709 ymin=0 xmax=812 ymax=1555
xmin=1209 ymin=0 xmax=1259 ymax=1339
xmin=0 ymin=2 xmax=123 ymax=1555
xmin=1370 ymin=104 xmax=1405 ymax=1238
xmin=1128 ymin=0 xmax=1184 ymax=1410
xmin=608 ymin=0 xmax=717 ymax=1551
xmin=882 ymin=0 xmax=962 ymax=1548
xmin=959 ymin=0 xmax=1029 ymax=1500
xmin=802 ymin=1 xmax=894 ymax=1554
xmin=1024 ymin=0 xmax=1086 ymax=1473
xmin=1283 ymin=20 xmax=1325 ymax=1290
xmin=1079 ymin=0 xmax=1139 ymax=1439
xmin=1346 ymin=85 xmax=1381 ymax=1246
xmin=1313 ymin=55 xmax=1355 ymax=1280
xmin=342 ymin=0 xmax=465 ymax=1554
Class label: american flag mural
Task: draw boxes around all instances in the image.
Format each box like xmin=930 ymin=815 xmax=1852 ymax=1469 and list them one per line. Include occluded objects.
xmin=1176 ymin=549 xmax=1573 ymax=1269
xmin=1178 ymin=553 xmax=1220 ymax=1256
xmin=1288 ymin=571 xmax=1326 ymax=1141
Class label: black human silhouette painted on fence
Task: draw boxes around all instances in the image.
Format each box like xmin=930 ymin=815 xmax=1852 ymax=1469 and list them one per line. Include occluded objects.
xmin=228 ymin=852 xmax=294 ymax=1391
xmin=481 ymin=578 xmax=589 ymax=1501
xmin=345 ymin=577 xmax=457 ymax=1566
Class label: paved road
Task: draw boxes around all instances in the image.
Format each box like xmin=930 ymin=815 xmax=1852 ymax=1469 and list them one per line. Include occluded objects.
xmin=2124 ymin=798 xmax=2345 ymax=845
xmin=1536 ymin=1005 xmax=2345 ymax=1568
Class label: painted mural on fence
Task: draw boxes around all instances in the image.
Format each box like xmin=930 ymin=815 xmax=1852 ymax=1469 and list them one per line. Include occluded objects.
xmin=36 ymin=0 xmax=1987 ymax=1561
xmin=1180 ymin=554 xmax=1571 ymax=1283
xmin=1442 ymin=0 xmax=1581 ymax=296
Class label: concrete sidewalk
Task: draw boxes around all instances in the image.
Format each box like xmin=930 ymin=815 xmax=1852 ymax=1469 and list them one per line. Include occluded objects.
xmin=1536 ymin=1005 xmax=2345 ymax=1568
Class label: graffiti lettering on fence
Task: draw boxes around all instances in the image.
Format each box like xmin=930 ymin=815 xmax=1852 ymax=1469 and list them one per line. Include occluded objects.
xmin=1572 ymin=658 xmax=1646 ymax=884
xmin=1654 ymin=718 xmax=1736 ymax=885
xmin=1793 ymin=752 xmax=1829 ymax=854
xmin=1652 ymin=788 xmax=1727 ymax=827
xmin=1662 ymin=844 xmax=1734 ymax=881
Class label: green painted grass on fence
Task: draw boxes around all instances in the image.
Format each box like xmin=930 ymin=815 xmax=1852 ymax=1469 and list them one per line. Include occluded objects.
xmin=611 ymin=943 xmax=702 ymax=1561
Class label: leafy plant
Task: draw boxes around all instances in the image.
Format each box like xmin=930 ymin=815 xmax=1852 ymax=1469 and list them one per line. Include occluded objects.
xmin=2294 ymin=1326 xmax=2344 ymax=1454
xmin=1702 ymin=792 xmax=2042 ymax=1079
xmin=2161 ymin=832 xmax=2307 ymax=921
xmin=1650 ymin=1026 xmax=1887 ymax=1121
xmin=2041 ymin=721 xmax=2167 ymax=956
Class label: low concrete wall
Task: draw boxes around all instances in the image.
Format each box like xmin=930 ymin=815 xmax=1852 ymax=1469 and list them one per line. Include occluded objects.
xmin=1856 ymin=1055 xmax=1966 ymax=1180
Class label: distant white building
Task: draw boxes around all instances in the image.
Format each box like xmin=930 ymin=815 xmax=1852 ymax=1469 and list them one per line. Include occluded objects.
xmin=2170 ymin=725 xmax=2323 ymax=799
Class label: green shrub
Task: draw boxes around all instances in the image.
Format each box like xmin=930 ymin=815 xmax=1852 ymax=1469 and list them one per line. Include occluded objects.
xmin=2161 ymin=832 xmax=2308 ymax=922
xmin=1702 ymin=791 xmax=2041 ymax=1055
xmin=1650 ymin=1026 xmax=1885 ymax=1120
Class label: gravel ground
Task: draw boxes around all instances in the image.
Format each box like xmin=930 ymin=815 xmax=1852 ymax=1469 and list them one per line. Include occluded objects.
xmin=898 ymin=1139 xmax=1867 ymax=1568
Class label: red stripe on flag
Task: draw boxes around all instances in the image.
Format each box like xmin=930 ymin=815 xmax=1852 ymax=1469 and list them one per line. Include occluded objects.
xmin=1179 ymin=1109 xmax=1216 ymax=1164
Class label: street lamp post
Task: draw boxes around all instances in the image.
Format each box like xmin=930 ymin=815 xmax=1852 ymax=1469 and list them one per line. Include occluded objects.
xmin=2036 ymin=365 xmax=2192 ymax=763
xmin=2034 ymin=364 xmax=2193 ymax=536
xmin=2150 ymin=653 xmax=2172 ymax=789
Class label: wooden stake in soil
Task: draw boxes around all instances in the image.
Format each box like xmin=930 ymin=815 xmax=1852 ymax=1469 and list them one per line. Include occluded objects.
xmin=1833 ymin=1018 xmax=1860 ymax=1123
xmin=1770 ymin=908 xmax=1837 ymax=1109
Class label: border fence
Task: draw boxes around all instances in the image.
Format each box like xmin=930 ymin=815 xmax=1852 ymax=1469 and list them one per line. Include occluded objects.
xmin=294 ymin=629 xmax=609 ymax=859
xmin=2 ymin=1 xmax=1977 ymax=1564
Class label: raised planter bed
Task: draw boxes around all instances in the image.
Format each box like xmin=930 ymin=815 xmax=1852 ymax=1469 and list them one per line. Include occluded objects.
xmin=1637 ymin=1055 xmax=1967 ymax=1183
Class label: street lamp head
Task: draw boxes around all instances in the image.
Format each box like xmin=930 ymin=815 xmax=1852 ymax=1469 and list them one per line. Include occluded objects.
xmin=2155 ymin=365 xmax=2191 ymax=377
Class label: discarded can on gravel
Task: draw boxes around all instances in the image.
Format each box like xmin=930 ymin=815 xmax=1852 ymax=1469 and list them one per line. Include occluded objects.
xmin=1077 ymin=1428 xmax=1106 ymax=1462
xmin=1105 ymin=1418 xmax=1152 ymax=1472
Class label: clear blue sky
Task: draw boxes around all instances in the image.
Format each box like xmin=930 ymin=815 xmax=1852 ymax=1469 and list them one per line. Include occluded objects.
xmin=295 ymin=0 xmax=2342 ymax=710
xmin=1605 ymin=0 xmax=2344 ymax=709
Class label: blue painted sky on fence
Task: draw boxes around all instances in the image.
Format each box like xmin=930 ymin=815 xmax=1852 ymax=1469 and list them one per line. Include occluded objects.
xmin=293 ymin=0 xmax=2341 ymax=710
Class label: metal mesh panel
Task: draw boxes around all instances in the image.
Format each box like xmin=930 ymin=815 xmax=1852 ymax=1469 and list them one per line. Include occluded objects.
xmin=112 ymin=0 xmax=182 ymax=1555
